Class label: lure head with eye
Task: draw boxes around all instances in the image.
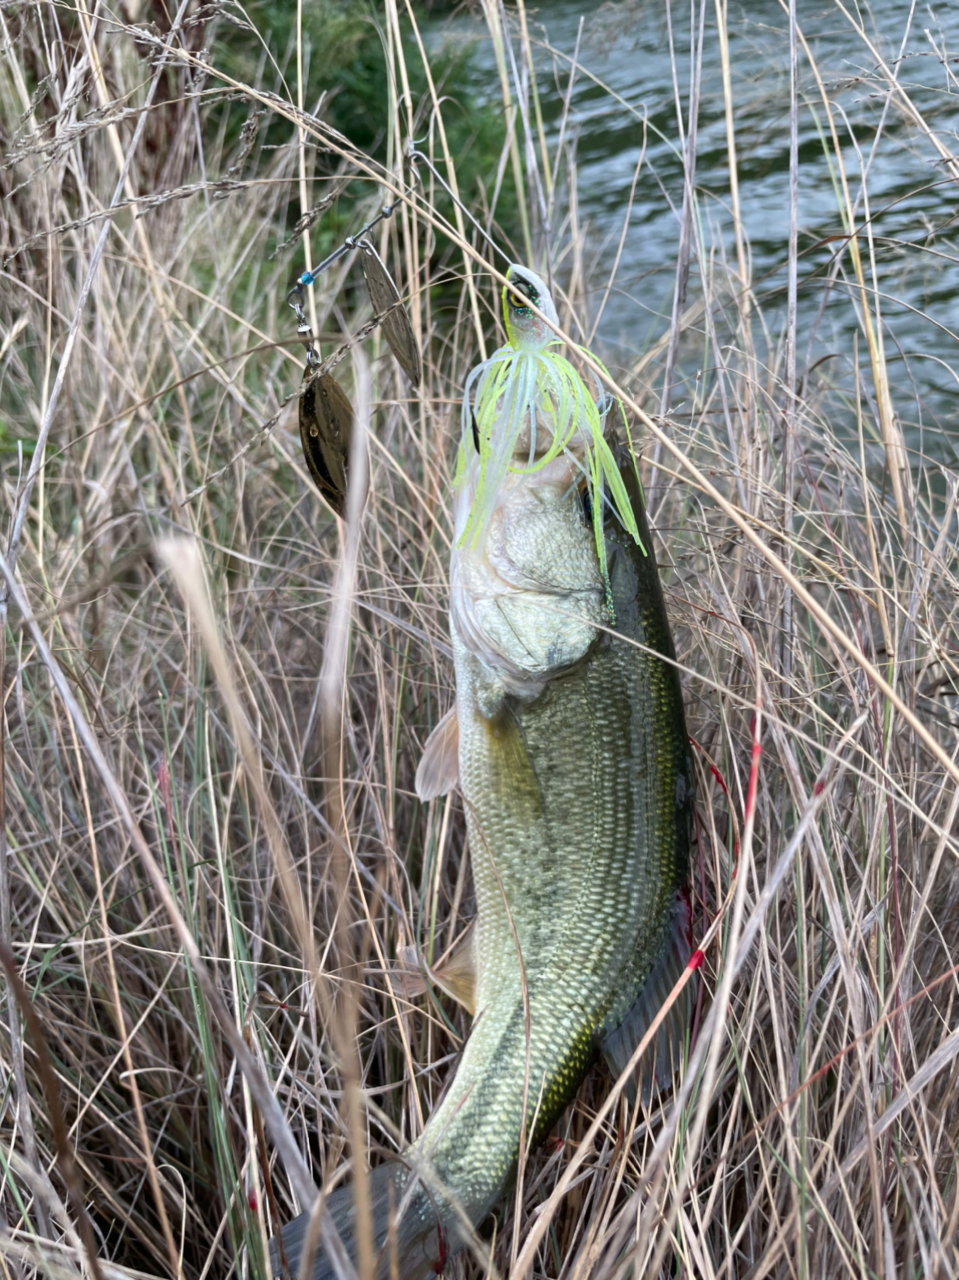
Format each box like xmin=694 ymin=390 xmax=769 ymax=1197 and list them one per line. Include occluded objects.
xmin=457 ymin=261 xmax=642 ymax=597
xmin=502 ymin=265 xmax=558 ymax=352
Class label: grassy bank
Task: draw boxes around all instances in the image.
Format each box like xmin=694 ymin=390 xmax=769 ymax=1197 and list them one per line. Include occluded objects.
xmin=0 ymin=2 xmax=957 ymax=1278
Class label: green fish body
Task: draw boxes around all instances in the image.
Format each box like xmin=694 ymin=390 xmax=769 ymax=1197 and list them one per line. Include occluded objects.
xmin=272 ymin=270 xmax=694 ymax=1280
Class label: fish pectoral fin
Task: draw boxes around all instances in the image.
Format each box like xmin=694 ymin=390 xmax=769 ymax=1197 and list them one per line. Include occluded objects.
xmin=415 ymin=705 xmax=459 ymax=801
xmin=600 ymin=889 xmax=696 ymax=1106
xmin=480 ymin=705 xmax=542 ymax=818
xmin=390 ymin=926 xmax=477 ymax=1015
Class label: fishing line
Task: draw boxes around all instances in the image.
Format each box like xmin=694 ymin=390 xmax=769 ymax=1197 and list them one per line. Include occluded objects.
xmin=405 ymin=142 xmax=512 ymax=268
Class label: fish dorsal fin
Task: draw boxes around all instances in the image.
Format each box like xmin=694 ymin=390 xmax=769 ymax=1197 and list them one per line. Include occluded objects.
xmin=392 ymin=925 xmax=477 ymax=1015
xmin=600 ymin=890 xmax=695 ymax=1105
xmin=415 ymin=705 xmax=459 ymax=801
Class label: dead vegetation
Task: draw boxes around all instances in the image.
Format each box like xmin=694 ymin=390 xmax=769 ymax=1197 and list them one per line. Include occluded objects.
xmin=0 ymin=2 xmax=958 ymax=1278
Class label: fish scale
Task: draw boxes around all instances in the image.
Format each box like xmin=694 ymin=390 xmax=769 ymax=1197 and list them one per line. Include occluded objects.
xmin=271 ymin=267 xmax=693 ymax=1280
xmin=384 ymin=457 xmax=694 ymax=1261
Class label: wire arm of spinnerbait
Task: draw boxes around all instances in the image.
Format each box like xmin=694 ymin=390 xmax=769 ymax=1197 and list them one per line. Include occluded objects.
xmin=292 ymin=202 xmax=398 ymax=291
xmin=405 ymin=142 xmax=511 ymax=268
xmin=285 ymin=195 xmax=421 ymax=388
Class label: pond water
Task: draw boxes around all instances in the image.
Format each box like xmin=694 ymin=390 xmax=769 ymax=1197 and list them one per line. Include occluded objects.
xmin=426 ymin=0 xmax=959 ymax=466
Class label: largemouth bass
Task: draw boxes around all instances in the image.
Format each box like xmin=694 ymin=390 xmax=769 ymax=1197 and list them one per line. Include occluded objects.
xmin=272 ymin=267 xmax=694 ymax=1280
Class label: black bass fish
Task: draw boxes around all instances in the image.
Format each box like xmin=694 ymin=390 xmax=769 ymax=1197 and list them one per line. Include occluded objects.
xmin=272 ymin=265 xmax=694 ymax=1280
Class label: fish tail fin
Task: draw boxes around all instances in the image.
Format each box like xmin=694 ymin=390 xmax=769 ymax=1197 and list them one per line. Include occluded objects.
xmin=269 ymin=1173 xmax=359 ymax=1280
xmin=269 ymin=1162 xmax=449 ymax=1280
xmin=601 ymin=888 xmax=697 ymax=1105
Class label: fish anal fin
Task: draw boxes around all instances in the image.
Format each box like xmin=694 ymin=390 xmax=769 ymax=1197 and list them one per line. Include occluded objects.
xmin=388 ymin=945 xmax=430 ymax=1003
xmin=600 ymin=889 xmax=695 ymax=1105
xmin=430 ymin=925 xmax=477 ymax=1014
xmin=390 ymin=926 xmax=476 ymax=1015
xmin=415 ymin=705 xmax=459 ymax=801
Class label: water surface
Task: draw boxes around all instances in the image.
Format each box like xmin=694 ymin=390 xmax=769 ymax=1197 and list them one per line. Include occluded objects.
xmin=427 ymin=0 xmax=959 ymax=464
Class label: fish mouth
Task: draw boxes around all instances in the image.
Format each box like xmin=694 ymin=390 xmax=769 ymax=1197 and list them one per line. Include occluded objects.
xmin=449 ymin=451 xmax=606 ymax=685
xmin=450 ymin=571 xmax=605 ymax=690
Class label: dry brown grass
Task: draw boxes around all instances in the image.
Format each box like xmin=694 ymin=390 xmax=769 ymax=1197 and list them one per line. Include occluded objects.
xmin=1 ymin=3 xmax=958 ymax=1279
